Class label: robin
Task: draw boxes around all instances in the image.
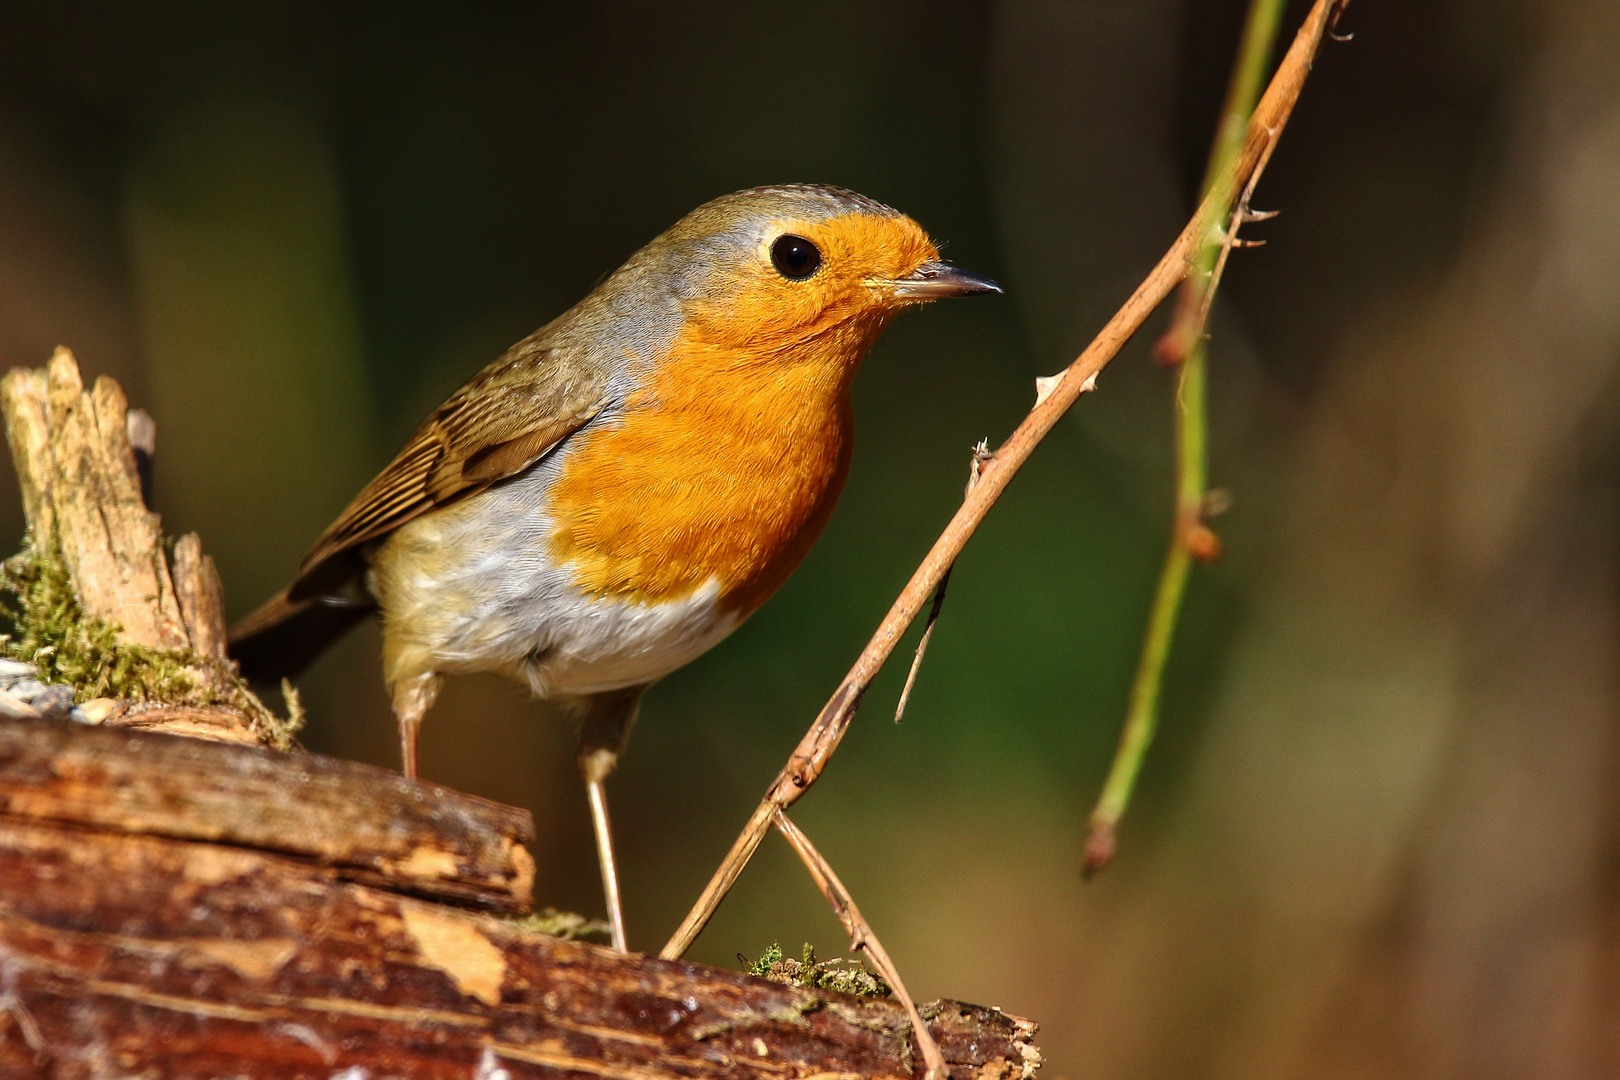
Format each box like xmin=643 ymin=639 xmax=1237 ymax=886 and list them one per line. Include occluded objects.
xmin=229 ymin=184 xmax=999 ymax=949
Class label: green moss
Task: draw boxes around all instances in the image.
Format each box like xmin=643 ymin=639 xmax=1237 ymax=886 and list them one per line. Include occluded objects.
xmin=505 ymin=908 xmax=613 ymax=942
xmin=745 ymin=942 xmax=786 ymax=978
xmin=0 ymin=535 xmax=302 ymax=749
xmin=741 ymin=942 xmax=891 ymax=999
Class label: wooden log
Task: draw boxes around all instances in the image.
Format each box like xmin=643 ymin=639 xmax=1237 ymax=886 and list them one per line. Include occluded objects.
xmin=0 ymin=815 xmax=1039 ymax=1079
xmin=0 ymin=715 xmax=535 ymax=914
xmin=99 ymin=702 xmax=267 ymax=745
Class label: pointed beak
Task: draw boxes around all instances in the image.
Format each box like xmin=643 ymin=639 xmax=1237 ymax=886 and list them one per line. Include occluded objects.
xmin=886 ymin=260 xmax=1003 ymax=301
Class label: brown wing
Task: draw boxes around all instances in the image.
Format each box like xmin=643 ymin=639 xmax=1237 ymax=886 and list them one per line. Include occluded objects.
xmin=288 ymin=339 xmax=608 ymax=599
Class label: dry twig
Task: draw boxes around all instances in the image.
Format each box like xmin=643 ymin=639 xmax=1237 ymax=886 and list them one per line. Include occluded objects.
xmin=894 ymin=441 xmax=992 ymax=724
xmin=773 ymin=811 xmax=947 ymax=1080
xmin=663 ymin=0 xmax=1351 ymax=962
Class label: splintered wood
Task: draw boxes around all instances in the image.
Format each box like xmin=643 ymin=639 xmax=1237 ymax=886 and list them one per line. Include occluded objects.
xmin=1 ymin=349 xmax=193 ymax=652
xmin=171 ymin=532 xmax=227 ymax=660
xmin=0 ymin=348 xmax=257 ymax=743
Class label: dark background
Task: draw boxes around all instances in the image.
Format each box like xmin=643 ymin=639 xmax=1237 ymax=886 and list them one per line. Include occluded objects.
xmin=4 ymin=1 xmax=1617 ymax=1076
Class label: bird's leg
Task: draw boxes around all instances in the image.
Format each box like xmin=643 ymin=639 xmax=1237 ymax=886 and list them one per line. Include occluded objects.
xmin=584 ymin=778 xmax=625 ymax=951
xmin=575 ymin=687 xmax=646 ymax=953
xmin=391 ymin=672 xmax=441 ymax=780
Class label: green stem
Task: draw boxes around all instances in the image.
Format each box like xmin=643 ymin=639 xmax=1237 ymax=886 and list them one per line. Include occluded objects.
xmin=1094 ymin=520 xmax=1194 ymax=830
xmin=1084 ymin=0 xmax=1285 ymax=873
xmin=1208 ymin=0 xmax=1292 ymax=196
xmin=1176 ymin=341 xmax=1210 ymax=523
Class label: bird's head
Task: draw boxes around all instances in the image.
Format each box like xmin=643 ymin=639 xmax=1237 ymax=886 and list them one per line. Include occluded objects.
xmin=639 ymin=184 xmax=1000 ymax=360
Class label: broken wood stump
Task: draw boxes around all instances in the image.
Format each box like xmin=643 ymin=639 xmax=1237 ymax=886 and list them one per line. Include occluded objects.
xmin=0 ymin=347 xmax=288 ymax=747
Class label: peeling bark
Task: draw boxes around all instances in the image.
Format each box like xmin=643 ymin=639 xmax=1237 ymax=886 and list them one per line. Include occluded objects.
xmin=0 ymin=715 xmax=535 ymax=914
xmin=0 ymin=771 xmax=1039 ymax=1079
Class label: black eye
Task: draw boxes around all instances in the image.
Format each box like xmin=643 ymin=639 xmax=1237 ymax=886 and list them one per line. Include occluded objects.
xmin=770 ymin=234 xmax=822 ymax=280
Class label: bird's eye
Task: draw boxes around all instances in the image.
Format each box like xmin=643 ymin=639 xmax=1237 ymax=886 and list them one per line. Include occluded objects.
xmin=770 ymin=234 xmax=822 ymax=280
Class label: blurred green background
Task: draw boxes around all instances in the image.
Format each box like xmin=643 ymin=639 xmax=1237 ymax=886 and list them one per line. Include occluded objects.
xmin=5 ymin=1 xmax=1620 ymax=1076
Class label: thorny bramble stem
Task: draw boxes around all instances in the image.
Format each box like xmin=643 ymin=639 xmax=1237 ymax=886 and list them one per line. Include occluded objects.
xmin=1084 ymin=0 xmax=1294 ymax=876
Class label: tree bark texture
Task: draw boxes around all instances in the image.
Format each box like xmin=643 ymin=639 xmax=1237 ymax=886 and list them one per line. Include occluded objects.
xmin=0 ymin=716 xmax=1040 ymax=1079
xmin=0 ymin=715 xmax=535 ymax=914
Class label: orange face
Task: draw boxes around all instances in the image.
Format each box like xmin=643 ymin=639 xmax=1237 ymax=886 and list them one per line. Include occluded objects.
xmin=679 ymin=210 xmax=943 ymax=360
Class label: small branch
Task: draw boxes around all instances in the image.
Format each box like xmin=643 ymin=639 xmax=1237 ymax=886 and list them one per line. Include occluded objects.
xmin=1083 ymin=526 xmax=1194 ymax=875
xmin=773 ymin=811 xmax=947 ymax=1080
xmin=661 ymin=0 xmax=1349 ymax=962
xmin=894 ymin=442 xmax=992 ymax=724
xmin=893 ymin=569 xmax=950 ymax=724
xmin=1085 ymin=0 xmax=1296 ymax=875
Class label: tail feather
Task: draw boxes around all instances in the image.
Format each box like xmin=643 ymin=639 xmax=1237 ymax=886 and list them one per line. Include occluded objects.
xmin=229 ymin=588 xmax=375 ymax=684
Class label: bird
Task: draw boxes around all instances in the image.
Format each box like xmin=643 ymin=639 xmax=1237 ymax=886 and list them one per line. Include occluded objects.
xmin=228 ymin=184 xmax=1000 ymax=950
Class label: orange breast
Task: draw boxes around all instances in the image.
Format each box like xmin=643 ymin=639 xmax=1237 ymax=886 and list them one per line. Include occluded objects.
xmin=546 ymin=311 xmax=886 ymax=615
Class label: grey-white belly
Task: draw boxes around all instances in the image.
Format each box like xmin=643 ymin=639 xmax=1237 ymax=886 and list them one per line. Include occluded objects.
xmin=367 ymin=465 xmax=741 ymax=699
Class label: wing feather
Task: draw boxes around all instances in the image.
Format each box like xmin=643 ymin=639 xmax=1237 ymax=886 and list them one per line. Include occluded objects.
xmin=288 ymin=340 xmax=608 ymax=599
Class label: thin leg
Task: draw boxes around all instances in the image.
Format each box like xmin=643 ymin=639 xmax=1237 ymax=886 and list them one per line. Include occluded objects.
xmin=586 ymin=779 xmax=627 ymax=952
xmin=574 ymin=686 xmax=646 ymax=954
xmin=391 ymin=672 xmax=441 ymax=780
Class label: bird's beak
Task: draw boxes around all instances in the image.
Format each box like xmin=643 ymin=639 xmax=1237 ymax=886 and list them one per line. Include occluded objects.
xmin=884 ymin=260 xmax=1003 ymax=301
